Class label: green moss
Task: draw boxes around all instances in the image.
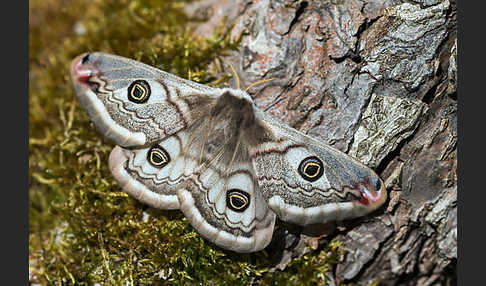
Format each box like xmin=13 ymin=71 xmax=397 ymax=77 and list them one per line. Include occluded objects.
xmin=261 ymin=241 xmax=343 ymax=286
xmin=29 ymin=0 xmax=343 ymax=284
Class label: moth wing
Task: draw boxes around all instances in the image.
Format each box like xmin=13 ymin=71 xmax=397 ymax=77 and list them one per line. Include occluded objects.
xmin=109 ymin=108 xmax=276 ymax=252
xmin=70 ymin=52 xmax=220 ymax=148
xmin=72 ymin=53 xmax=276 ymax=252
xmin=249 ymin=109 xmax=387 ymax=225
xmin=108 ymin=119 xmax=208 ymax=210
xmin=176 ymin=103 xmax=276 ymax=253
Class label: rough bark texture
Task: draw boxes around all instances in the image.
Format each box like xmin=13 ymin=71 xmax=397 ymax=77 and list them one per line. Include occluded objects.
xmin=186 ymin=0 xmax=457 ymax=285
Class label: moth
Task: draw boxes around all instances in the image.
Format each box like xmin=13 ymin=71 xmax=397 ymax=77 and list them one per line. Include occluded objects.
xmin=70 ymin=52 xmax=387 ymax=253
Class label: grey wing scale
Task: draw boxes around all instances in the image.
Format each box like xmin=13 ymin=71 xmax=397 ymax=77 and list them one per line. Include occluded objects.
xmin=70 ymin=52 xmax=221 ymax=148
xmin=248 ymin=109 xmax=387 ymax=225
xmin=108 ymin=121 xmax=205 ymax=210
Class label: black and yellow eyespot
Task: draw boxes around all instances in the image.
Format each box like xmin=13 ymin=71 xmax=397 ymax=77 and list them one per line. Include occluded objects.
xmin=298 ymin=156 xmax=324 ymax=182
xmin=226 ymin=189 xmax=251 ymax=212
xmin=147 ymin=145 xmax=170 ymax=168
xmin=128 ymin=80 xmax=150 ymax=103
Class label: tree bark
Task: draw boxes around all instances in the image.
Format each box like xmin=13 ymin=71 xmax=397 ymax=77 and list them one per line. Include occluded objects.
xmin=187 ymin=0 xmax=457 ymax=285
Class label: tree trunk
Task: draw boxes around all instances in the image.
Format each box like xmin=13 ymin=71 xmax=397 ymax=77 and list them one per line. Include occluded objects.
xmin=187 ymin=0 xmax=457 ymax=285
